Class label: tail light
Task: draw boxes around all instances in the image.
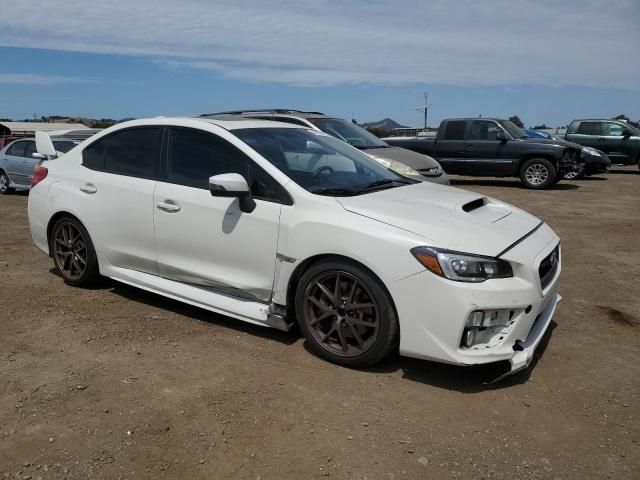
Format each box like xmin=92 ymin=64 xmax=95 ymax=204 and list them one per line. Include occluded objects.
xmin=31 ymin=165 xmax=48 ymax=188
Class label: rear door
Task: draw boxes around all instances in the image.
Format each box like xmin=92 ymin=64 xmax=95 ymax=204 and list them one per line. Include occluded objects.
xmin=464 ymin=120 xmax=516 ymax=175
xmin=435 ymin=120 xmax=468 ymax=174
xmin=75 ymin=126 xmax=162 ymax=274
xmin=3 ymin=140 xmax=30 ymax=186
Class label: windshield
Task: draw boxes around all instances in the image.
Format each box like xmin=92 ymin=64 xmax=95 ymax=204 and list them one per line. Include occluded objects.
xmin=308 ymin=118 xmax=388 ymax=150
xmin=233 ymin=128 xmax=411 ymax=196
xmin=499 ymin=120 xmax=528 ymax=139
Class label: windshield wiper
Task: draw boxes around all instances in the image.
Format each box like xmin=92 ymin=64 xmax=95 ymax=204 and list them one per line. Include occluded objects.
xmin=310 ymin=187 xmax=358 ymax=196
xmin=355 ymin=179 xmax=411 ymax=193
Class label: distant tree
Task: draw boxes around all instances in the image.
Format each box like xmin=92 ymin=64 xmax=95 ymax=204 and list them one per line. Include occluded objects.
xmin=352 ymin=118 xmax=358 ymax=124
xmin=532 ymin=124 xmax=548 ymax=130
xmin=0 ymin=118 xmax=12 ymax=122
xmin=508 ymin=115 xmax=524 ymax=128
xmin=366 ymin=127 xmax=388 ymax=138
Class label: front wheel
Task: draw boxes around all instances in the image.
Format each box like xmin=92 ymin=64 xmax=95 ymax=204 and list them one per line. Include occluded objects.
xmin=50 ymin=216 xmax=100 ymax=287
xmin=0 ymin=170 xmax=14 ymax=195
xmin=295 ymin=260 xmax=399 ymax=368
xmin=520 ymin=158 xmax=556 ymax=189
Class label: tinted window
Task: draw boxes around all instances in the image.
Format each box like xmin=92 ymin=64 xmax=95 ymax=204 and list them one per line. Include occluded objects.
xmin=168 ymin=128 xmax=247 ymax=189
xmin=53 ymin=140 xmax=78 ymax=153
xmin=602 ymin=122 xmax=624 ymax=136
xmin=443 ymin=121 xmax=467 ymax=140
xmin=6 ymin=141 xmax=27 ymax=157
xmin=104 ymin=128 xmax=161 ymax=178
xmin=308 ymin=118 xmax=387 ymax=148
xmin=24 ymin=141 xmax=37 ymax=158
xmin=82 ymin=127 xmax=161 ymax=178
xmin=577 ymin=122 xmax=600 ymax=135
xmin=469 ymin=121 xmax=501 ymax=141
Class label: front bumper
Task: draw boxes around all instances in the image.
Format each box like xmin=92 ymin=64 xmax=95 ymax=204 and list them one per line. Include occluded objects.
xmin=389 ymin=223 xmax=560 ymax=375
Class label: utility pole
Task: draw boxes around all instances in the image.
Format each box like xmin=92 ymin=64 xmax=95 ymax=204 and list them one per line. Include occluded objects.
xmin=414 ymin=92 xmax=430 ymax=130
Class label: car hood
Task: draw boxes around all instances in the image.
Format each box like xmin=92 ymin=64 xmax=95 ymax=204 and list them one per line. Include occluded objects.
xmin=520 ymin=137 xmax=577 ymax=149
xmin=362 ymin=146 xmax=440 ymax=170
xmin=337 ymin=183 xmax=541 ymax=257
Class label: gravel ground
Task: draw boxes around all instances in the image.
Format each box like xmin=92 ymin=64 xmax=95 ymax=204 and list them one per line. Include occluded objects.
xmin=1 ymin=167 xmax=638 ymax=480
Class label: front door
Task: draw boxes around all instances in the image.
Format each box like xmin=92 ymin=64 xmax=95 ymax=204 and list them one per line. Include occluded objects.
xmin=464 ymin=120 xmax=516 ymax=175
xmin=600 ymin=122 xmax=631 ymax=164
xmin=154 ymin=127 xmax=283 ymax=302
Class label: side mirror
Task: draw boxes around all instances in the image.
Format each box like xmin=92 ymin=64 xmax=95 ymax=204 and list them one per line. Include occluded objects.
xmin=209 ymin=173 xmax=256 ymax=213
xmin=32 ymin=152 xmax=47 ymax=160
xmin=622 ymin=129 xmax=632 ymax=138
xmin=496 ymin=131 xmax=509 ymax=142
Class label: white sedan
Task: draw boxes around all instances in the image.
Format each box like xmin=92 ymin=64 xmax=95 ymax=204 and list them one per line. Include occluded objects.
xmin=28 ymin=117 xmax=561 ymax=376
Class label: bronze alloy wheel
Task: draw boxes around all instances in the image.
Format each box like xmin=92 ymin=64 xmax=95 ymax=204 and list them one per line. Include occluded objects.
xmin=302 ymin=270 xmax=380 ymax=358
xmin=53 ymin=221 xmax=88 ymax=281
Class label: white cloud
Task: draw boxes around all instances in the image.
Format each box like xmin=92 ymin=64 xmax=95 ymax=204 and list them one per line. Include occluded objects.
xmin=0 ymin=73 xmax=93 ymax=85
xmin=0 ymin=0 xmax=638 ymax=89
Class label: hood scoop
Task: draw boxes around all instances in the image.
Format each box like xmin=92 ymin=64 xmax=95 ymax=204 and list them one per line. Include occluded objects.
xmin=462 ymin=197 xmax=486 ymax=212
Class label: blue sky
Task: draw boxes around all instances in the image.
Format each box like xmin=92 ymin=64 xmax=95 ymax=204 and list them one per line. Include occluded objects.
xmin=0 ymin=0 xmax=638 ymax=127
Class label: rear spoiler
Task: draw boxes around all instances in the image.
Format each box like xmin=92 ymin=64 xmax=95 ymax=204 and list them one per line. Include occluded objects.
xmin=35 ymin=128 xmax=101 ymax=159
xmin=35 ymin=131 xmax=58 ymax=159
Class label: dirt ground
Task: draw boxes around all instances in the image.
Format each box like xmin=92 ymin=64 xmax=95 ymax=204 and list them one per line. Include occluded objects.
xmin=1 ymin=167 xmax=638 ymax=480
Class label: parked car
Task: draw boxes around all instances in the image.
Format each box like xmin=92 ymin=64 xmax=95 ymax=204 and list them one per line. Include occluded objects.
xmin=201 ymin=109 xmax=449 ymax=185
xmin=523 ymin=129 xmax=610 ymax=179
xmin=0 ymin=137 xmax=79 ymax=194
xmin=28 ymin=117 xmax=561 ymax=377
xmin=384 ymin=118 xmax=582 ymax=189
xmin=565 ymin=119 xmax=640 ymax=169
xmin=523 ymin=129 xmax=552 ymax=139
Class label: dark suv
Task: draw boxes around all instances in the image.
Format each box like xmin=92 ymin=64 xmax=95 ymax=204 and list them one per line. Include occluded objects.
xmin=566 ymin=119 xmax=640 ymax=169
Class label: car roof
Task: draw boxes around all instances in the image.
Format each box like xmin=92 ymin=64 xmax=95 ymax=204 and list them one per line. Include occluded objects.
xmin=111 ymin=116 xmax=304 ymax=132
xmin=570 ymin=119 xmax=624 ymax=122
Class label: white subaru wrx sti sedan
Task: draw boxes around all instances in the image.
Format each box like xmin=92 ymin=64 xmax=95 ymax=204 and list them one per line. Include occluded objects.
xmin=28 ymin=117 xmax=561 ymax=376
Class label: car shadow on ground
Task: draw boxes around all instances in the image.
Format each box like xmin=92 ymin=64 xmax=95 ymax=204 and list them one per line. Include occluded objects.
xmin=361 ymin=321 xmax=557 ymax=393
xmin=54 ymin=271 xmax=557 ymax=392
xmin=608 ymin=168 xmax=639 ymax=175
xmin=449 ymin=178 xmax=579 ymax=190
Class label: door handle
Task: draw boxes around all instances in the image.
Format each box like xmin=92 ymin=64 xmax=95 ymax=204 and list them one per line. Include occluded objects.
xmin=156 ymin=200 xmax=181 ymax=213
xmin=80 ymin=184 xmax=97 ymax=194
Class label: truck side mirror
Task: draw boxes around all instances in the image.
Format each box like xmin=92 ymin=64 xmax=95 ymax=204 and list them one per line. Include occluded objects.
xmin=496 ymin=131 xmax=508 ymax=142
xmin=622 ymin=129 xmax=632 ymax=138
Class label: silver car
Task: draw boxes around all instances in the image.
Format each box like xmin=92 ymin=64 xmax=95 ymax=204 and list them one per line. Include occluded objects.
xmin=201 ymin=109 xmax=449 ymax=184
xmin=0 ymin=137 xmax=78 ymax=194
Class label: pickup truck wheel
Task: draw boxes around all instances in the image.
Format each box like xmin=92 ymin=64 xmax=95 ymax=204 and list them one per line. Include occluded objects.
xmin=0 ymin=170 xmax=15 ymax=195
xmin=520 ymin=159 xmax=556 ymax=189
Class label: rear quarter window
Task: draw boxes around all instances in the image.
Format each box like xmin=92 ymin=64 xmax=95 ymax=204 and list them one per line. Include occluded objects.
xmin=442 ymin=121 xmax=467 ymax=140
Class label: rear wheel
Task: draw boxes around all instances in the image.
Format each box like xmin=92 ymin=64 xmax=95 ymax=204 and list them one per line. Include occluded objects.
xmin=295 ymin=260 xmax=399 ymax=368
xmin=520 ymin=158 xmax=556 ymax=189
xmin=0 ymin=170 xmax=14 ymax=195
xmin=50 ymin=216 xmax=100 ymax=287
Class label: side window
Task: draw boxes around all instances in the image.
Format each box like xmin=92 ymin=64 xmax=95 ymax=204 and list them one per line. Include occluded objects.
xmin=602 ymin=122 xmax=623 ymax=136
xmin=6 ymin=141 xmax=27 ymax=157
xmin=469 ymin=121 xmax=501 ymax=141
xmin=82 ymin=137 xmax=107 ymax=170
xmin=24 ymin=141 xmax=37 ymax=159
xmin=82 ymin=127 xmax=162 ymax=178
xmin=248 ymin=162 xmax=291 ymax=204
xmin=104 ymin=128 xmax=162 ymax=178
xmin=168 ymin=128 xmax=247 ymax=189
xmin=576 ymin=122 xmax=600 ymax=136
xmin=443 ymin=121 xmax=467 ymax=140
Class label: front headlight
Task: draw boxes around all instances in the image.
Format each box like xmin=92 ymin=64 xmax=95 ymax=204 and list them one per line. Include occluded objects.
xmin=410 ymin=247 xmax=513 ymax=282
xmin=368 ymin=155 xmax=422 ymax=178
xmin=581 ymin=147 xmax=601 ymax=157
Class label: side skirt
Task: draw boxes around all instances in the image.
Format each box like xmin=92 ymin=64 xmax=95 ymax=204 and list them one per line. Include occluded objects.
xmin=101 ymin=262 xmax=292 ymax=331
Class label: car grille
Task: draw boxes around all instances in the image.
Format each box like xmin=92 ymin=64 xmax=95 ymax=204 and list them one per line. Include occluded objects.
xmin=539 ymin=245 xmax=560 ymax=290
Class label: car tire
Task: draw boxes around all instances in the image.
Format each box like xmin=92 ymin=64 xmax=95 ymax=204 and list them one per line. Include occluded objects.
xmin=50 ymin=216 xmax=100 ymax=287
xmin=295 ymin=259 xmax=399 ymax=368
xmin=520 ymin=158 xmax=556 ymax=189
xmin=0 ymin=170 xmax=15 ymax=195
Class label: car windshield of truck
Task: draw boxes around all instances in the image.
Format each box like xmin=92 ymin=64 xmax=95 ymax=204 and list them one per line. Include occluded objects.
xmin=499 ymin=120 xmax=529 ymax=139
xmin=233 ymin=127 xmax=412 ymax=196
xmin=308 ymin=118 xmax=389 ymax=150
